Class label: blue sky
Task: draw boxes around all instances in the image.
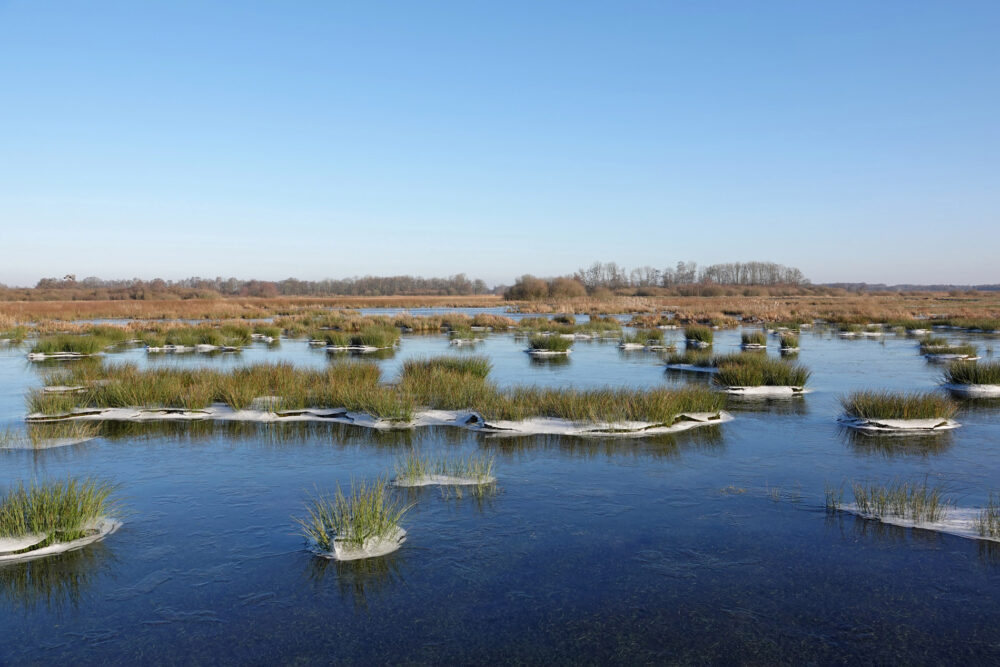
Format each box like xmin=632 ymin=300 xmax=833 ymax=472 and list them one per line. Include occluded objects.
xmin=1 ymin=1 xmax=997 ymax=286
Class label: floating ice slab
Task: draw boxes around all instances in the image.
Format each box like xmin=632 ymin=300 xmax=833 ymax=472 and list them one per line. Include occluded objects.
xmin=924 ymin=353 xmax=980 ymax=363
xmin=740 ymin=343 xmax=767 ymax=350
xmin=942 ymin=383 xmax=1000 ymax=399
xmin=394 ymin=474 xmax=496 ymax=487
xmin=720 ymin=386 xmax=809 ymax=397
xmin=27 ymin=352 xmax=98 ymax=361
xmin=325 ymin=345 xmax=390 ymax=354
xmin=314 ymin=527 xmax=406 ymax=561
xmin=28 ymin=406 xmax=732 ymax=438
xmin=0 ymin=518 xmax=121 ymax=564
xmin=449 ymin=338 xmax=483 ymax=346
xmin=685 ymin=340 xmax=711 ymax=349
xmin=526 ymin=349 xmax=571 ymax=357
xmin=837 ymin=506 xmax=999 ymax=543
xmin=838 ymin=416 xmax=959 ymax=433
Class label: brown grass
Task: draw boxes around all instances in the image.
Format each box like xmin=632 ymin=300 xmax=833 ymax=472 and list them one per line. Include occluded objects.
xmin=2 ymin=292 xmax=1000 ymax=326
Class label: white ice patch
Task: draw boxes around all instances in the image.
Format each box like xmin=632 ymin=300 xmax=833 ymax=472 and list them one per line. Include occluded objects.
xmin=313 ymin=527 xmax=407 ymax=561
xmin=27 ymin=406 xmax=732 ymax=438
xmin=685 ymin=340 xmax=712 ymax=349
xmin=525 ymin=348 xmax=571 ymax=357
xmin=838 ymin=416 xmax=959 ymax=433
xmin=837 ymin=505 xmax=999 ymax=543
xmin=325 ymin=345 xmax=390 ymax=354
xmin=27 ymin=352 xmax=98 ymax=361
xmin=924 ymin=353 xmax=980 ymax=363
xmin=0 ymin=518 xmax=121 ymax=564
xmin=942 ymin=383 xmax=1000 ymax=398
xmin=393 ymin=474 xmax=497 ymax=487
xmin=720 ymin=386 xmax=809 ymax=397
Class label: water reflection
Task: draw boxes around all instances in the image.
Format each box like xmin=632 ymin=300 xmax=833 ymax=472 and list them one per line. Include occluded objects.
xmin=0 ymin=542 xmax=116 ymax=612
xmin=304 ymin=550 xmax=406 ymax=610
xmin=841 ymin=428 xmax=953 ymax=458
xmin=479 ymin=426 xmax=724 ymax=460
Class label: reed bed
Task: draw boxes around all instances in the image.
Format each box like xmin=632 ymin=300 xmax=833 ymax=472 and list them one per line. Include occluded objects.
xmin=394 ymin=453 xmax=495 ymax=484
xmin=920 ymin=341 xmax=978 ymax=357
xmin=849 ymin=479 xmax=951 ymax=523
xmin=840 ymin=391 xmax=958 ymax=420
xmin=713 ymin=355 xmax=810 ymax=387
xmin=684 ymin=325 xmax=714 ymax=344
xmin=621 ymin=329 xmax=666 ymax=346
xmin=30 ymin=335 xmax=109 ymax=355
xmin=0 ymin=477 xmax=118 ymax=544
xmin=943 ymin=361 xmax=1000 ymax=385
xmin=294 ymin=478 xmax=411 ymax=552
xmin=29 ymin=358 xmax=726 ymax=426
xmin=528 ymin=335 xmax=574 ymax=352
xmin=976 ymin=494 xmax=1000 ymax=539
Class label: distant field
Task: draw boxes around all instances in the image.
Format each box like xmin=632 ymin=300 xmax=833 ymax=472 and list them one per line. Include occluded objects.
xmin=2 ymin=290 xmax=1000 ymax=325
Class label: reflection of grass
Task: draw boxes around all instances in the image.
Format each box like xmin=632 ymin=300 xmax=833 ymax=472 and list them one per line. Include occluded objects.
xmin=840 ymin=391 xmax=957 ymax=420
xmin=0 ymin=477 xmax=118 ymax=544
xmin=295 ymin=478 xmax=410 ymax=552
xmin=0 ymin=541 xmax=112 ymax=611
xmin=944 ymin=361 xmax=1000 ymax=385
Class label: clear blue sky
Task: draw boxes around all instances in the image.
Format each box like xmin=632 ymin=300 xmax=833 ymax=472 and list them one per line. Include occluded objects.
xmin=1 ymin=1 xmax=997 ymax=286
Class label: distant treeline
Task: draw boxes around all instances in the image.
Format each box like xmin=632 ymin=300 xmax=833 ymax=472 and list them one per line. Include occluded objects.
xmin=505 ymin=261 xmax=810 ymax=300
xmin=2 ymin=274 xmax=492 ymax=301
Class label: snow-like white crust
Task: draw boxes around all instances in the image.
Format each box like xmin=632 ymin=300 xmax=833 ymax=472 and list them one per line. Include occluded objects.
xmin=27 ymin=352 xmax=98 ymax=361
xmin=28 ymin=406 xmax=733 ymax=438
xmin=313 ymin=527 xmax=407 ymax=561
xmin=719 ymin=385 xmax=809 ymax=397
xmin=942 ymin=383 xmax=1000 ymax=398
xmin=838 ymin=416 xmax=960 ymax=433
xmin=0 ymin=518 xmax=121 ymax=564
xmin=325 ymin=345 xmax=393 ymax=354
xmin=685 ymin=340 xmax=712 ymax=349
xmin=525 ymin=348 xmax=571 ymax=357
xmin=836 ymin=506 xmax=999 ymax=543
xmin=393 ymin=474 xmax=496 ymax=487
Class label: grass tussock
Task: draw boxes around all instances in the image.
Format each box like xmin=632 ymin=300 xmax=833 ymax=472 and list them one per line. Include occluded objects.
xmin=684 ymin=325 xmax=714 ymax=344
xmin=943 ymin=361 xmax=1000 ymax=385
xmin=294 ymin=478 xmax=410 ymax=552
xmin=713 ymin=355 xmax=810 ymax=388
xmin=0 ymin=477 xmax=118 ymax=544
xmin=665 ymin=350 xmax=717 ymax=367
xmin=620 ymin=329 xmax=666 ymax=346
xmin=849 ymin=479 xmax=951 ymax=523
xmin=741 ymin=330 xmax=767 ymax=347
xmin=30 ymin=335 xmax=108 ymax=355
xmin=448 ymin=327 xmax=486 ymax=341
xmin=976 ymin=494 xmax=1000 ymax=539
xmin=394 ymin=452 xmax=495 ymax=484
xmin=778 ymin=332 xmax=799 ymax=349
xmin=528 ymin=335 xmax=574 ymax=352
xmin=840 ymin=391 xmax=958 ymax=421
